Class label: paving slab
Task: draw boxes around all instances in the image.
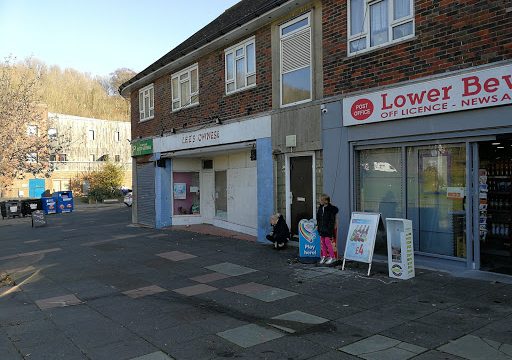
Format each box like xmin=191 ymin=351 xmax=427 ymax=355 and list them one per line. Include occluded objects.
xmin=339 ymin=334 xmax=427 ymax=360
xmin=190 ymin=272 xmax=231 ymax=283
xmin=156 ymin=250 xmax=197 ymax=261
xmin=438 ymin=334 xmax=512 ymax=360
xmin=123 ymin=285 xmax=167 ymax=299
xmin=35 ymin=294 xmax=83 ymax=310
xmin=205 ymin=262 xmax=257 ymax=276
xmin=268 ymin=310 xmax=329 ymax=333
xmin=173 ymin=283 xmax=217 ymax=296
xmin=217 ymin=324 xmax=284 ymax=348
xmin=130 ymin=351 xmax=175 ymax=360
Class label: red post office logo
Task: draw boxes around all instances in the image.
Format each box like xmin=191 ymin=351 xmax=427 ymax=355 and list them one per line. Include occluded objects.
xmin=351 ymin=98 xmax=374 ymax=121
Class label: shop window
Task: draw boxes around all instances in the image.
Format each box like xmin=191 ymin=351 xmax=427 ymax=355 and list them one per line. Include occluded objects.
xmin=406 ymin=144 xmax=466 ymax=258
xmin=356 ymin=147 xmax=403 ymax=253
xmin=348 ymin=0 xmax=414 ymax=55
xmin=173 ymin=172 xmax=200 ymax=215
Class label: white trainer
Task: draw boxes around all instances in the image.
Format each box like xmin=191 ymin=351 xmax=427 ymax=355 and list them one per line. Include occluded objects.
xmin=325 ymin=257 xmax=335 ymax=265
xmin=319 ymin=256 xmax=326 ymax=264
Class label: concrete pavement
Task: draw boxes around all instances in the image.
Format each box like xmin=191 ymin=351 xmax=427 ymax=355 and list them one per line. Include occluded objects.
xmin=1 ymin=205 xmax=512 ymax=359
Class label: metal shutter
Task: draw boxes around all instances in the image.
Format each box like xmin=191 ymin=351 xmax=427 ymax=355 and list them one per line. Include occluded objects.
xmin=136 ymin=163 xmax=155 ymax=227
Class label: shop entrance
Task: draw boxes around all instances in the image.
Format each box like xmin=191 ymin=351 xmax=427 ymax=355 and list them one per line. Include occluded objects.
xmin=478 ymin=140 xmax=512 ymax=275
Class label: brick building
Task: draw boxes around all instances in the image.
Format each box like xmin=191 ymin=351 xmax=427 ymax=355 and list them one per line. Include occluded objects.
xmin=122 ymin=0 xmax=511 ymax=274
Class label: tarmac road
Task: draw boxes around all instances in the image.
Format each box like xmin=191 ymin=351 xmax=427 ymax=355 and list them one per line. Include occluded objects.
xmin=1 ymin=204 xmax=511 ymax=360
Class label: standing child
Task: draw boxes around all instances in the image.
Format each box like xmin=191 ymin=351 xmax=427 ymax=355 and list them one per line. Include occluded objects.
xmin=316 ymin=194 xmax=338 ymax=265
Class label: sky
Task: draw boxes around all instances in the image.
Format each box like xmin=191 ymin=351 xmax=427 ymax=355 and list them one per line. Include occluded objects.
xmin=0 ymin=0 xmax=240 ymax=76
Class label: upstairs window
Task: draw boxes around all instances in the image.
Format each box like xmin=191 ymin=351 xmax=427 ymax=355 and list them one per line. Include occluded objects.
xmin=138 ymin=84 xmax=154 ymax=121
xmin=26 ymin=153 xmax=37 ymax=163
xmin=171 ymin=64 xmax=199 ymax=111
xmin=57 ymin=154 xmax=67 ymax=162
xmin=88 ymin=129 xmax=95 ymax=141
xmin=225 ymin=37 xmax=256 ymax=94
xmin=48 ymin=128 xmax=58 ymax=139
xmin=280 ymin=13 xmax=312 ymax=107
xmin=89 ymin=154 xmax=96 ymax=162
xmin=115 ymin=155 xmax=121 ymax=162
xmin=348 ymin=0 xmax=414 ymax=55
xmin=114 ymin=131 xmax=120 ymax=142
xmin=27 ymin=125 xmax=38 ymax=136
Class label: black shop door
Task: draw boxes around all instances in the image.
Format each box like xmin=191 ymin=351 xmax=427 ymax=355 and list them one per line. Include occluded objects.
xmin=290 ymin=156 xmax=313 ymax=236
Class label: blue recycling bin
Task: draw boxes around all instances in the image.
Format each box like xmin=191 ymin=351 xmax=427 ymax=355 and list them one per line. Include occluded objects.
xmin=53 ymin=191 xmax=74 ymax=213
xmin=41 ymin=197 xmax=57 ymax=215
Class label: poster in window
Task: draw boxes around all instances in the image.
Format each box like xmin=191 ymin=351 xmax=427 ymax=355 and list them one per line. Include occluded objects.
xmin=173 ymin=183 xmax=187 ymax=200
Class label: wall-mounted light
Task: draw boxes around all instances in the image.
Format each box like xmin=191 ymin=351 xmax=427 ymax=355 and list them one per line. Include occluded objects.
xmin=215 ymin=117 xmax=222 ymax=125
xmin=170 ymin=128 xmax=176 ymax=134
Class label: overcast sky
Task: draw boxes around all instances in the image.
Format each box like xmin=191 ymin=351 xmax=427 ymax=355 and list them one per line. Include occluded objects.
xmin=0 ymin=0 xmax=240 ymax=76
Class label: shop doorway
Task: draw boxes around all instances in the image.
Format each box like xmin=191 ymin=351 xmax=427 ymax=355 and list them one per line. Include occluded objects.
xmin=288 ymin=155 xmax=314 ymax=237
xmin=478 ymin=140 xmax=512 ymax=275
xmin=215 ymin=170 xmax=227 ymax=219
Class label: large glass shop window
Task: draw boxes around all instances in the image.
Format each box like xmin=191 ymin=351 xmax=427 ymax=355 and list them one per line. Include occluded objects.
xmin=356 ymin=147 xmax=403 ymax=220
xmin=173 ymin=172 xmax=200 ymax=215
xmin=407 ymin=144 xmax=466 ymax=258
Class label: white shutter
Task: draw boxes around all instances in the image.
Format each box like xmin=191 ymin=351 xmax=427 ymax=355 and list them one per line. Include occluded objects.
xmin=281 ymin=29 xmax=311 ymax=74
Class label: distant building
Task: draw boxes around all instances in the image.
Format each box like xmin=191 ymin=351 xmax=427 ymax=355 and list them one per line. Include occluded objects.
xmin=3 ymin=112 xmax=132 ymax=198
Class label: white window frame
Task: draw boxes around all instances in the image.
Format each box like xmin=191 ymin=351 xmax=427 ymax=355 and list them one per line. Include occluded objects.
xmin=171 ymin=64 xmax=199 ymax=112
xmin=347 ymin=0 xmax=415 ymax=56
xmin=26 ymin=152 xmax=38 ymax=163
xmin=279 ymin=12 xmax=313 ymax=108
xmin=48 ymin=128 xmax=58 ymax=139
xmin=138 ymin=84 xmax=155 ymax=121
xmin=27 ymin=125 xmax=38 ymax=136
xmin=225 ymin=37 xmax=256 ymax=95
xmin=57 ymin=154 xmax=67 ymax=162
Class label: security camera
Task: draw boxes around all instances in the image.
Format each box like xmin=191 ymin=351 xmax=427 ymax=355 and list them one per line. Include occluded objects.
xmin=321 ymin=108 xmax=328 ymax=114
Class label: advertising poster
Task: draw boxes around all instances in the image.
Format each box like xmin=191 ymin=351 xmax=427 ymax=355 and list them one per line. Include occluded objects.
xmin=173 ymin=183 xmax=187 ymax=200
xmin=386 ymin=218 xmax=415 ymax=280
xmin=298 ymin=219 xmax=321 ymax=258
xmin=343 ymin=212 xmax=380 ymax=264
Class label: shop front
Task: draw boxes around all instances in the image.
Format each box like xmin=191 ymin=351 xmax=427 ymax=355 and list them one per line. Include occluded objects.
xmin=323 ymin=62 xmax=512 ymax=275
xmin=153 ymin=116 xmax=273 ymax=242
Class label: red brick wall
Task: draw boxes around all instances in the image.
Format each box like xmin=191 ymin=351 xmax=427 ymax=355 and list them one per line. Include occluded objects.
xmin=323 ymin=0 xmax=512 ymax=97
xmin=131 ymin=26 xmax=272 ymax=140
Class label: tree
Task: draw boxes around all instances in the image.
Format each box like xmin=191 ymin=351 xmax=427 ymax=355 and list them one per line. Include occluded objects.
xmin=107 ymin=68 xmax=137 ymax=96
xmin=0 ymin=57 xmax=66 ymax=194
xmin=87 ymin=163 xmax=124 ymax=202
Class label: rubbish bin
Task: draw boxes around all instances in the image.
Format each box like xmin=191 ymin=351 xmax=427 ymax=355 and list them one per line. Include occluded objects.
xmin=0 ymin=200 xmax=21 ymax=219
xmin=21 ymin=198 xmax=42 ymax=217
xmin=53 ymin=191 xmax=74 ymax=213
xmin=41 ymin=197 xmax=57 ymax=215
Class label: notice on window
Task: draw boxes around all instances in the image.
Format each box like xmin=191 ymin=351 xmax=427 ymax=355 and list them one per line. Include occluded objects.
xmin=343 ymin=212 xmax=381 ymax=264
xmin=447 ymin=187 xmax=465 ymax=199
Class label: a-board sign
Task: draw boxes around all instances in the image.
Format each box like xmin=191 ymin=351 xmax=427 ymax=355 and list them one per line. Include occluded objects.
xmin=342 ymin=212 xmax=381 ymax=276
xmin=298 ymin=219 xmax=321 ymax=258
xmin=31 ymin=210 xmax=47 ymax=228
xmin=386 ymin=218 xmax=415 ymax=280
